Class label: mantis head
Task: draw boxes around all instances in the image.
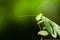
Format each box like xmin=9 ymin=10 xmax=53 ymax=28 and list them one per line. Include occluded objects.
xmin=35 ymin=13 xmax=43 ymax=21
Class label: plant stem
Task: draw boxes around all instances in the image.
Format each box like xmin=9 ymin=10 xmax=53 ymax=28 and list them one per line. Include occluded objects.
xmin=40 ymin=37 xmax=43 ymax=40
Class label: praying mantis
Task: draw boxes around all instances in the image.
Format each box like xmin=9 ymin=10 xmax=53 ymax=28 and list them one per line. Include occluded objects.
xmin=35 ymin=13 xmax=60 ymax=38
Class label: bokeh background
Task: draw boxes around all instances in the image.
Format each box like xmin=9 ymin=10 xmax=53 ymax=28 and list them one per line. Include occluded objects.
xmin=0 ymin=0 xmax=60 ymax=40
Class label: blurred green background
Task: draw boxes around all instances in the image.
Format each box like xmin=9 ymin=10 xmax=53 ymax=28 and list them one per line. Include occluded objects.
xmin=0 ymin=0 xmax=60 ymax=40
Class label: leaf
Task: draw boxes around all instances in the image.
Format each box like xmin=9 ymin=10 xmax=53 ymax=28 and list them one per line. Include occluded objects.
xmin=38 ymin=30 xmax=49 ymax=36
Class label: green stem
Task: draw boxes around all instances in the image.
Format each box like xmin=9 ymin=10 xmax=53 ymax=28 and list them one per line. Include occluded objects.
xmin=40 ymin=37 xmax=43 ymax=40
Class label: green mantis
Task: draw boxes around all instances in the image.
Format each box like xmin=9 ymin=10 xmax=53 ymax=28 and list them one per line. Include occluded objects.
xmin=35 ymin=13 xmax=60 ymax=38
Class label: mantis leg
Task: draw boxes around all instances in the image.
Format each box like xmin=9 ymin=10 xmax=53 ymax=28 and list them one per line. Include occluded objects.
xmin=38 ymin=30 xmax=49 ymax=36
xmin=37 ymin=20 xmax=45 ymax=24
xmin=37 ymin=20 xmax=46 ymax=30
xmin=51 ymin=29 xmax=57 ymax=38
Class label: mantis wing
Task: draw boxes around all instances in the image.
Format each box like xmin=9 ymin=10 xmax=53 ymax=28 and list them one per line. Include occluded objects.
xmin=49 ymin=21 xmax=60 ymax=36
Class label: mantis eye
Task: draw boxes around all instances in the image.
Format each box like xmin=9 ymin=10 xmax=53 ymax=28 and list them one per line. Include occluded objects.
xmin=35 ymin=13 xmax=43 ymax=21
